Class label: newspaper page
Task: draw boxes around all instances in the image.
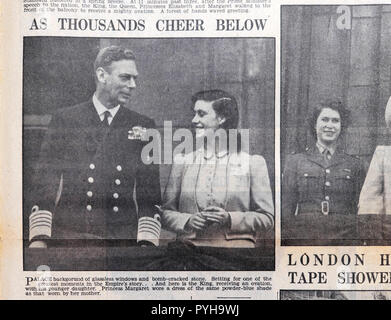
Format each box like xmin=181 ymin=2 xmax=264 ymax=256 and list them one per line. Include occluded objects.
xmin=1 ymin=0 xmax=391 ymax=304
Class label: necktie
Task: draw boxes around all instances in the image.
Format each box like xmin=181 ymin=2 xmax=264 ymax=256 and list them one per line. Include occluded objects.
xmin=102 ymin=111 xmax=111 ymax=127
xmin=323 ymin=149 xmax=331 ymax=161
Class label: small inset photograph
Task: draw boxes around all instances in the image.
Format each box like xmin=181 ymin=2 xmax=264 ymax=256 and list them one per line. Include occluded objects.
xmin=281 ymin=5 xmax=391 ymax=245
xmin=280 ymin=290 xmax=391 ymax=300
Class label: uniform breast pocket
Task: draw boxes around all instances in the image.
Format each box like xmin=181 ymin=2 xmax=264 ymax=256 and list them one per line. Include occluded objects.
xmin=335 ymin=172 xmax=354 ymax=193
xmin=298 ymin=173 xmax=321 ymax=199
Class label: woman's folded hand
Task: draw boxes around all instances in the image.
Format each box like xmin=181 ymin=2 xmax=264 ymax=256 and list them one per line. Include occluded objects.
xmin=201 ymin=206 xmax=231 ymax=227
xmin=185 ymin=213 xmax=209 ymax=231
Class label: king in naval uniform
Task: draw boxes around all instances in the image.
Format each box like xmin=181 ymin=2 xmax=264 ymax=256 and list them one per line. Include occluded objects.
xmin=28 ymin=46 xmax=162 ymax=247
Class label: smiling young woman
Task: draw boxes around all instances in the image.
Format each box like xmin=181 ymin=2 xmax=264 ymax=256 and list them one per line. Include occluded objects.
xmin=161 ymin=89 xmax=274 ymax=248
xmin=282 ymin=100 xmax=365 ymax=219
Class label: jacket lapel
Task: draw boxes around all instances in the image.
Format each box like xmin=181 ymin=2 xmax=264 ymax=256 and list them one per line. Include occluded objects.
xmin=109 ymin=106 xmax=127 ymax=129
xmin=305 ymin=146 xmax=329 ymax=168
xmin=225 ymin=153 xmax=250 ymax=209
xmin=176 ymin=151 xmax=201 ymax=213
xmin=83 ymin=99 xmax=104 ymax=128
xmin=305 ymin=145 xmax=349 ymax=169
xmin=78 ymin=100 xmax=108 ymax=155
xmin=327 ymin=147 xmax=349 ymax=168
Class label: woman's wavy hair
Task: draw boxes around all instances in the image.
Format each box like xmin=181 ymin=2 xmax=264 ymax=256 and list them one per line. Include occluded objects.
xmin=191 ymin=90 xmax=242 ymax=152
xmin=308 ymin=99 xmax=351 ymax=140
xmin=191 ymin=90 xmax=239 ymax=130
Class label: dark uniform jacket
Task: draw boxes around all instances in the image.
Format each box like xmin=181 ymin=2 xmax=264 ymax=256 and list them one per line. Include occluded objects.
xmin=30 ymin=100 xmax=161 ymax=242
xmin=282 ymin=145 xmax=365 ymax=217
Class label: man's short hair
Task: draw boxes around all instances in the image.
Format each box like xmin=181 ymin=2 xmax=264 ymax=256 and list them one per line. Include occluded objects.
xmin=94 ymin=46 xmax=136 ymax=72
xmin=308 ymin=99 xmax=351 ymax=139
xmin=191 ymin=90 xmax=239 ymax=130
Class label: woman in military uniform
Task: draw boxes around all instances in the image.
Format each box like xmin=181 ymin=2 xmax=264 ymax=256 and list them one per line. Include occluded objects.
xmin=282 ymin=100 xmax=365 ymax=241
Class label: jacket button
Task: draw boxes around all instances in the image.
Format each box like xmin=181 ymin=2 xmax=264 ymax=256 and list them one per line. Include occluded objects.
xmin=87 ymin=191 xmax=93 ymax=197
xmin=325 ymin=196 xmax=330 ymax=201
xmin=86 ymin=205 xmax=92 ymax=211
xmin=88 ymin=177 xmax=94 ymax=183
xmin=304 ymin=173 xmax=308 ymax=177
xmin=113 ymin=206 xmax=119 ymax=212
xmin=89 ymin=163 xmax=95 ymax=170
xmin=325 ymin=181 xmax=331 ymax=187
xmin=113 ymin=193 xmax=119 ymax=199
xmin=115 ymin=179 xmax=121 ymax=185
xmin=325 ymin=169 xmax=330 ymax=174
xmin=116 ymin=165 xmax=122 ymax=171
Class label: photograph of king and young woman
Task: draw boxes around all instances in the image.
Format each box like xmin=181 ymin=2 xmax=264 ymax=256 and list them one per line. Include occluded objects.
xmin=23 ymin=37 xmax=275 ymax=270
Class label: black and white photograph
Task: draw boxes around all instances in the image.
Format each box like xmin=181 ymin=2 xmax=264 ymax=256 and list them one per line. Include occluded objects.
xmin=23 ymin=37 xmax=275 ymax=271
xmin=281 ymin=5 xmax=391 ymax=246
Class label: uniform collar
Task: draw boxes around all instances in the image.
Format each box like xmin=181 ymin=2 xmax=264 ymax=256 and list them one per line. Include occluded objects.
xmin=92 ymin=94 xmax=121 ymax=120
xmin=316 ymin=141 xmax=336 ymax=156
xmin=306 ymin=144 xmax=348 ymax=168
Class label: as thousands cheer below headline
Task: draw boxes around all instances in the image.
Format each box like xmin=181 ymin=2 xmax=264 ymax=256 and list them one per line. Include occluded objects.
xmin=56 ymin=18 xmax=268 ymax=32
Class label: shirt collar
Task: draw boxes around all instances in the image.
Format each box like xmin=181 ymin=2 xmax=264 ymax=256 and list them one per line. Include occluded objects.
xmin=201 ymin=148 xmax=229 ymax=161
xmin=316 ymin=141 xmax=336 ymax=155
xmin=92 ymin=94 xmax=121 ymax=120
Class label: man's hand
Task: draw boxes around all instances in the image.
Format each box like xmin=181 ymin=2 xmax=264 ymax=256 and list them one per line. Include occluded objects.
xmin=201 ymin=206 xmax=231 ymax=227
xmin=29 ymin=240 xmax=47 ymax=249
xmin=185 ymin=213 xmax=209 ymax=231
